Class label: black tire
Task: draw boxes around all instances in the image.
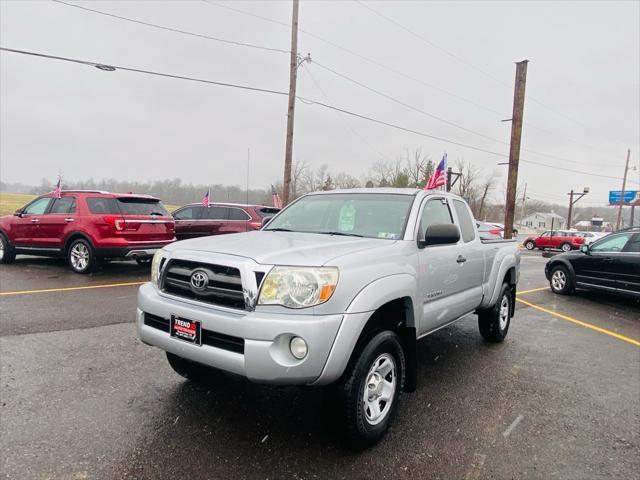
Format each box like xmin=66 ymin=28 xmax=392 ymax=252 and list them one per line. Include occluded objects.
xmin=0 ymin=233 xmax=16 ymax=264
xmin=549 ymin=264 xmax=573 ymax=295
xmin=525 ymin=241 xmax=535 ymax=250
xmin=67 ymin=238 xmax=97 ymax=274
xmin=340 ymin=331 xmax=405 ymax=449
xmin=478 ymin=283 xmax=512 ymax=343
xmin=560 ymin=242 xmax=572 ymax=253
xmin=166 ymin=352 xmax=220 ymax=383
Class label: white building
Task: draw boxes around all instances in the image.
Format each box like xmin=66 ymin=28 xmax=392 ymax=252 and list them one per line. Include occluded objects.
xmin=521 ymin=212 xmax=565 ymax=231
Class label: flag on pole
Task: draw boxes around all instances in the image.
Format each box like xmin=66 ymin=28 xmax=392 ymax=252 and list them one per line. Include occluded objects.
xmin=271 ymin=185 xmax=283 ymax=209
xmin=53 ymin=175 xmax=62 ymax=198
xmin=425 ymin=153 xmax=447 ymax=190
xmin=201 ymin=189 xmax=210 ymax=207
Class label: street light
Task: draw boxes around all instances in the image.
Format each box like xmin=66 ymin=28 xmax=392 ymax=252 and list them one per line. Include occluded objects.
xmin=567 ymin=186 xmax=589 ymax=229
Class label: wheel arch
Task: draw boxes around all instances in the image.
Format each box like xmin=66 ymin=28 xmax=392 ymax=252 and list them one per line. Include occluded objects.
xmin=548 ymin=258 xmax=576 ymax=284
xmin=63 ymin=231 xmax=95 ymax=255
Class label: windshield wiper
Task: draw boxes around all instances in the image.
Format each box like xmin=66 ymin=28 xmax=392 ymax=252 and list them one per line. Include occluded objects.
xmin=319 ymin=231 xmax=365 ymax=238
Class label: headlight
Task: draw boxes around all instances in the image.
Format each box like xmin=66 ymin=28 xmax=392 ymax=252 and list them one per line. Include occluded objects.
xmin=151 ymin=249 xmax=165 ymax=286
xmin=258 ymin=267 xmax=339 ymax=309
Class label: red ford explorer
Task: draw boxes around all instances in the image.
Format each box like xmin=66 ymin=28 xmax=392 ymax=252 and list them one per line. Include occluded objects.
xmin=0 ymin=190 xmax=176 ymax=273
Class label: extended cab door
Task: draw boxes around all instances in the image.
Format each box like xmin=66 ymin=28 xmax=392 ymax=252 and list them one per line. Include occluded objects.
xmin=37 ymin=196 xmax=77 ymax=249
xmin=416 ymin=197 xmax=478 ymax=335
xmin=450 ymin=199 xmax=484 ymax=309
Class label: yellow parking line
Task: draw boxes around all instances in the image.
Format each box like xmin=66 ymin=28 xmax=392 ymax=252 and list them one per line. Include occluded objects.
xmin=516 ymin=298 xmax=640 ymax=347
xmin=517 ymin=286 xmax=549 ymax=295
xmin=0 ymin=281 xmax=146 ymax=297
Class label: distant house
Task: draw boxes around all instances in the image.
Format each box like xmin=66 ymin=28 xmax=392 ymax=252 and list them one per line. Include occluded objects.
xmin=521 ymin=212 xmax=565 ymax=231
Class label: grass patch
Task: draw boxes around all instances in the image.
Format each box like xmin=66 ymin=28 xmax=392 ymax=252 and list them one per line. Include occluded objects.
xmin=0 ymin=192 xmax=180 ymax=216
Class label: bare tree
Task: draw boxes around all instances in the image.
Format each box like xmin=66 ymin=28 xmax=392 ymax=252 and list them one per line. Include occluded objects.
xmin=404 ymin=147 xmax=433 ymax=187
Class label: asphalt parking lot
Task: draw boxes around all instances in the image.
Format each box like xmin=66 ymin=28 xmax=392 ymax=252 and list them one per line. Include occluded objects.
xmin=1 ymin=251 xmax=639 ymax=480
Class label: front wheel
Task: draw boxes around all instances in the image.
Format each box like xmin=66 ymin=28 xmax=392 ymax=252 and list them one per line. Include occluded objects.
xmin=525 ymin=241 xmax=535 ymax=250
xmin=340 ymin=331 xmax=405 ymax=449
xmin=478 ymin=283 xmax=512 ymax=342
xmin=67 ymin=238 xmax=96 ymax=273
xmin=549 ymin=265 xmax=573 ymax=295
xmin=0 ymin=233 xmax=16 ymax=264
xmin=560 ymin=242 xmax=572 ymax=252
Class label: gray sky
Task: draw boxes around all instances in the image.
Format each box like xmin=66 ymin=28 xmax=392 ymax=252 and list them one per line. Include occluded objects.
xmin=1 ymin=0 xmax=639 ymax=206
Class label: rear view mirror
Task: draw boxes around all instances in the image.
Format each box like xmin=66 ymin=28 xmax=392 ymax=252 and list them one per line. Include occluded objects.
xmin=423 ymin=223 xmax=460 ymax=247
xmin=261 ymin=216 xmax=274 ymax=228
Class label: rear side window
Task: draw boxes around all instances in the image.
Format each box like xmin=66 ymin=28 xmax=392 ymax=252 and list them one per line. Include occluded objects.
xmin=173 ymin=207 xmax=200 ymax=220
xmin=87 ymin=197 xmax=119 ymax=214
xmin=257 ymin=207 xmax=281 ymax=218
xmin=203 ymin=206 xmax=227 ymax=220
xmin=49 ymin=197 xmax=76 ymax=214
xmin=419 ymin=198 xmax=453 ymax=237
xmin=116 ymin=198 xmax=168 ymax=215
xmin=228 ymin=207 xmax=250 ymax=220
xmin=452 ymin=200 xmax=476 ymax=242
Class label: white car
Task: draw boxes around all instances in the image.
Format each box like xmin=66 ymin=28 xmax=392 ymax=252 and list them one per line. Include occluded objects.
xmin=575 ymin=231 xmax=607 ymax=245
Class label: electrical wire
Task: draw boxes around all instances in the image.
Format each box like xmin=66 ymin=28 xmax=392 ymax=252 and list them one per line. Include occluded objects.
xmin=1 ymin=45 xmax=637 ymax=187
xmin=52 ymin=0 xmax=290 ymax=55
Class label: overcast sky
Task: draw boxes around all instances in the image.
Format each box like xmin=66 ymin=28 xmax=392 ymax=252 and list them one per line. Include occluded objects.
xmin=1 ymin=0 xmax=639 ymax=206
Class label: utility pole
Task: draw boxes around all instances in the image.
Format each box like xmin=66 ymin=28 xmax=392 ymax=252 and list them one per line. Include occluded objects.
xmin=446 ymin=167 xmax=462 ymax=193
xmin=282 ymin=0 xmax=300 ymax=206
xmin=615 ymin=149 xmax=631 ymax=231
xmin=566 ymin=187 xmax=589 ymax=229
xmin=504 ymin=60 xmax=528 ymax=240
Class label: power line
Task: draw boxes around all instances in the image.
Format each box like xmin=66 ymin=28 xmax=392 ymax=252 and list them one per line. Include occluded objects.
xmin=52 ymin=0 xmax=290 ymax=54
xmin=353 ymin=0 xmax=632 ymax=149
xmin=205 ymin=0 xmax=627 ymax=163
xmin=2 ymin=46 xmax=637 ymax=187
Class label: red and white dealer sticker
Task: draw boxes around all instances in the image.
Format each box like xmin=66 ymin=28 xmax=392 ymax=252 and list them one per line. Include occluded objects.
xmin=170 ymin=315 xmax=202 ymax=345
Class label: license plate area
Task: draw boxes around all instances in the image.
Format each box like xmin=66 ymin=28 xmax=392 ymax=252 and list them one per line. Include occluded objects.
xmin=170 ymin=315 xmax=202 ymax=345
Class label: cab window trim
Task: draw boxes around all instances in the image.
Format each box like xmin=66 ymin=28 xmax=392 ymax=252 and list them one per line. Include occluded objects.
xmin=415 ymin=196 xmax=455 ymax=247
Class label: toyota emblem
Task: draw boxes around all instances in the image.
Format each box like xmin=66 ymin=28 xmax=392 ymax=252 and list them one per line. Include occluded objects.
xmin=190 ymin=270 xmax=209 ymax=291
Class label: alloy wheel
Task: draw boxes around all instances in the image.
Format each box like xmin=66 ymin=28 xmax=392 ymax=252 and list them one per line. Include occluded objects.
xmin=551 ymin=270 xmax=566 ymax=292
xmin=70 ymin=243 xmax=89 ymax=271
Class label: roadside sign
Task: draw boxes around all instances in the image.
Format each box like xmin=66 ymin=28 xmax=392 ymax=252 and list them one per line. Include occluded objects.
xmin=608 ymin=190 xmax=640 ymax=206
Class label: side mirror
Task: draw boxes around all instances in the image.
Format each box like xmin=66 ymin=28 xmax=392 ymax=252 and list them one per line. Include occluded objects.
xmin=13 ymin=208 xmax=23 ymax=217
xmin=423 ymin=223 xmax=460 ymax=247
xmin=580 ymin=244 xmax=590 ymax=254
xmin=261 ymin=216 xmax=274 ymax=228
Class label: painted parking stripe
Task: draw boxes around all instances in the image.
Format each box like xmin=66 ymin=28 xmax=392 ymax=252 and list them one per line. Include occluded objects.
xmin=517 ymin=286 xmax=549 ymax=295
xmin=517 ymin=298 xmax=640 ymax=347
xmin=0 ymin=281 xmax=145 ymax=296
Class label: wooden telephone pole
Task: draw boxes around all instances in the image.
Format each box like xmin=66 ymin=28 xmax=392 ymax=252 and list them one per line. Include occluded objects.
xmin=282 ymin=0 xmax=300 ymax=206
xmin=504 ymin=60 xmax=528 ymax=240
xmin=615 ymin=148 xmax=631 ymax=231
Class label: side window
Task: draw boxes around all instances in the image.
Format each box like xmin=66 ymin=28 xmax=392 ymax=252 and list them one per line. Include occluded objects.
xmin=203 ymin=207 xmax=228 ymax=220
xmin=452 ymin=200 xmax=475 ymax=243
xmin=623 ymin=234 xmax=640 ymax=253
xmin=48 ymin=197 xmax=76 ymax=214
xmin=228 ymin=208 xmax=250 ymax=221
xmin=540 ymin=231 xmax=550 ymax=237
xmin=87 ymin=197 xmax=119 ymax=214
xmin=419 ymin=198 xmax=453 ymax=237
xmin=591 ymin=233 xmax=632 ymax=253
xmin=173 ymin=207 xmax=196 ymax=220
xmin=23 ymin=197 xmax=52 ymax=215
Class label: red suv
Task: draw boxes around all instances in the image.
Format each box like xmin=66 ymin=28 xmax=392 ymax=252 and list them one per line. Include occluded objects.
xmin=0 ymin=190 xmax=176 ymax=273
xmin=172 ymin=203 xmax=280 ymax=240
xmin=523 ymin=230 xmax=585 ymax=252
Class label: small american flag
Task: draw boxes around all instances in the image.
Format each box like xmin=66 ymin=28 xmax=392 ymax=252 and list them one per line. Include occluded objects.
xmin=53 ymin=175 xmax=62 ymax=198
xmin=425 ymin=153 xmax=447 ymax=190
xmin=201 ymin=189 xmax=210 ymax=207
xmin=271 ymin=185 xmax=283 ymax=209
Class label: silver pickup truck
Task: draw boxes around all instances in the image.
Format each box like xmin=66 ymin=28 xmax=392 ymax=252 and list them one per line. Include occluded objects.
xmin=137 ymin=188 xmax=520 ymax=447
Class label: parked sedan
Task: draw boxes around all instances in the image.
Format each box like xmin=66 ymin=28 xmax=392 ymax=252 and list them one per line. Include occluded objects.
xmin=172 ymin=203 xmax=280 ymax=240
xmin=545 ymin=228 xmax=639 ymax=299
xmin=523 ymin=230 xmax=585 ymax=252
xmin=476 ymin=221 xmax=503 ymax=240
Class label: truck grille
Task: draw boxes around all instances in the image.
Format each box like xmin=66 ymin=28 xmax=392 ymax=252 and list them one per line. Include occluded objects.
xmin=143 ymin=313 xmax=245 ymax=354
xmin=161 ymin=259 xmax=245 ymax=309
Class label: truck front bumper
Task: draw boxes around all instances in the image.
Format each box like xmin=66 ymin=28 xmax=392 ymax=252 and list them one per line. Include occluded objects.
xmin=137 ymin=283 xmax=350 ymax=385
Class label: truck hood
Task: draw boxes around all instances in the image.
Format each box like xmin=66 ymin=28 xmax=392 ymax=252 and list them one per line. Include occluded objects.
xmin=164 ymin=231 xmax=395 ymax=266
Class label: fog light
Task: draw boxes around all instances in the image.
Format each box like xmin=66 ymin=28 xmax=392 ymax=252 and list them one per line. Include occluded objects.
xmin=289 ymin=336 xmax=308 ymax=360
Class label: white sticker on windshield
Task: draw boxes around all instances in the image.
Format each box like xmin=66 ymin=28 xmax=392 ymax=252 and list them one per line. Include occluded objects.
xmin=338 ymin=203 xmax=356 ymax=231
xmin=378 ymin=232 xmax=399 ymax=239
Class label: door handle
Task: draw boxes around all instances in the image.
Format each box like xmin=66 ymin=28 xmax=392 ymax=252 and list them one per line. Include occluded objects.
xmin=603 ymin=257 xmax=613 ymax=263
xmin=456 ymin=255 xmax=467 ymax=264
xmin=30 ymin=218 xmax=39 ymax=223
xmin=64 ymin=218 xmax=74 ymax=222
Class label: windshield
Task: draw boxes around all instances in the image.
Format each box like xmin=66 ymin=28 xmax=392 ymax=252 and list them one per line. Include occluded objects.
xmin=264 ymin=193 xmax=414 ymax=240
